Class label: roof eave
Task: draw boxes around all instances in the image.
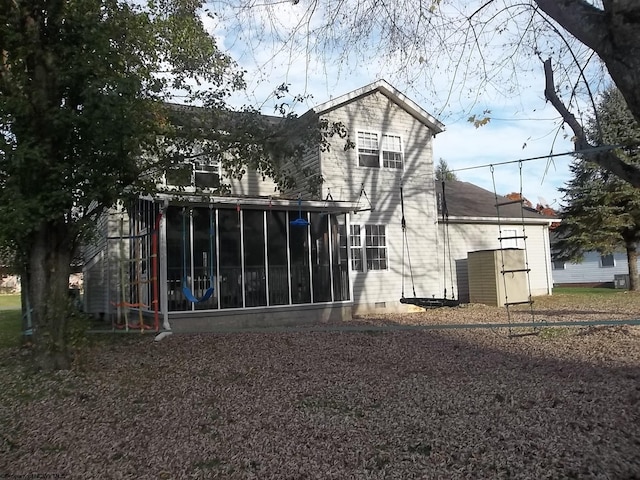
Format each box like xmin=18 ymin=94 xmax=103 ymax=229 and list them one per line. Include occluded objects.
xmin=311 ymin=79 xmax=445 ymax=134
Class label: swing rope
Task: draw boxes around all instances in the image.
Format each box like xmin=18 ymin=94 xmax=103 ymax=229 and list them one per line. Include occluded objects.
xmin=182 ymin=207 xmax=215 ymax=303
xmin=441 ymin=181 xmax=456 ymax=300
xmin=400 ymin=184 xmax=416 ymax=299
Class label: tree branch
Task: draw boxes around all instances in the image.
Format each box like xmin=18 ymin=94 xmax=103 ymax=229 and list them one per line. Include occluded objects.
xmin=534 ymin=0 xmax=607 ymax=53
xmin=543 ymin=58 xmax=640 ymax=188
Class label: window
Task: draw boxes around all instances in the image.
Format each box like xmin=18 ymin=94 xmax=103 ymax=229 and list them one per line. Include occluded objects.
xmin=357 ymin=132 xmax=380 ymax=167
xmin=600 ymin=254 xmax=615 ymax=268
xmin=165 ymin=157 xmax=220 ymax=190
xmin=381 ymin=134 xmax=403 ymax=169
xmin=194 ymin=159 xmax=221 ymax=189
xmin=349 ymin=225 xmax=363 ymax=271
xmin=349 ymin=224 xmax=388 ymax=272
xmin=357 ymin=131 xmax=403 ymax=169
xmin=365 ymin=225 xmax=387 ymax=270
xmin=500 ymin=228 xmax=518 ymax=249
xmin=552 ymin=259 xmax=565 ymax=270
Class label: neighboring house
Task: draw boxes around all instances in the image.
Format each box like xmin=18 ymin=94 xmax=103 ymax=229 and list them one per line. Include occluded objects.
xmin=82 ymin=80 xmax=557 ymax=333
xmin=551 ymin=251 xmax=633 ymax=287
xmin=435 ymin=180 xmax=557 ymax=303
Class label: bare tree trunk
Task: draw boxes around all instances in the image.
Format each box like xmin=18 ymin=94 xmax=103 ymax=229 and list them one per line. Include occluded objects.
xmin=626 ymin=241 xmax=639 ymax=292
xmin=543 ymin=59 xmax=640 ymax=188
xmin=28 ymin=220 xmax=74 ymax=370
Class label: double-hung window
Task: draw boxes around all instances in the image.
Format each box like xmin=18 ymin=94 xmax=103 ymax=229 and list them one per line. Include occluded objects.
xmin=357 ymin=131 xmax=403 ymax=169
xmin=349 ymin=224 xmax=388 ymax=272
xmin=165 ymin=157 xmax=221 ymax=190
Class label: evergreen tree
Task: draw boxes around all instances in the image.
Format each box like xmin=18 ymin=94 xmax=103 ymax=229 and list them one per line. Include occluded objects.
xmin=435 ymin=158 xmax=458 ymax=183
xmin=555 ymin=88 xmax=640 ymax=290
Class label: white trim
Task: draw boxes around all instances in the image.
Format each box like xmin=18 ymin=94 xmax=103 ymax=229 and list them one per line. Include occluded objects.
xmin=349 ymin=223 xmax=389 ymax=273
xmin=153 ymin=192 xmax=357 ymax=211
xmin=444 ymin=215 xmax=557 ymax=225
xmin=312 ymin=79 xmax=445 ymax=133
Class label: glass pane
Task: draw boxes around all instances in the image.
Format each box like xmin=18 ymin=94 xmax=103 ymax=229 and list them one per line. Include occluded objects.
xmin=243 ymin=209 xmax=267 ymax=307
xmin=358 ymin=132 xmax=380 ymax=167
xmin=191 ymin=207 xmax=217 ymax=310
xmin=601 ymin=254 xmax=614 ymax=267
xmin=332 ymin=215 xmax=350 ymax=301
xmin=289 ymin=211 xmax=311 ymax=304
xmin=359 ymin=152 xmax=380 ymax=167
xmin=267 ymin=211 xmax=289 ymax=305
xmin=165 ymin=207 xmax=189 ymax=311
xmin=165 ymin=164 xmax=192 ymax=187
xmin=310 ymin=213 xmax=331 ymax=303
xmin=218 ymin=209 xmax=242 ymax=308
xmin=194 ymin=171 xmax=220 ymax=189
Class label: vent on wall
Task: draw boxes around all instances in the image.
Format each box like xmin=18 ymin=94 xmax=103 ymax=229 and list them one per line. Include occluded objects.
xmin=375 ymin=302 xmax=386 ymax=308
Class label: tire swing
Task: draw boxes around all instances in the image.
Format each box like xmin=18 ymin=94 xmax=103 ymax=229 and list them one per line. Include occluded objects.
xmin=399 ymin=182 xmax=460 ymax=309
xmin=181 ymin=207 xmax=215 ymax=303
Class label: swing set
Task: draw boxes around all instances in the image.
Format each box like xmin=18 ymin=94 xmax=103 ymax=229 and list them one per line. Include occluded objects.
xmin=400 ymin=181 xmax=460 ymax=309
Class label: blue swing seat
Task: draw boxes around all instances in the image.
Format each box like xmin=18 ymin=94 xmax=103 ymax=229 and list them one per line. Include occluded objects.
xmin=182 ymin=283 xmax=214 ymax=303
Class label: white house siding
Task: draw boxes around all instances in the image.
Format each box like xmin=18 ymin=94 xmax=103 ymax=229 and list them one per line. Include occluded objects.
xmin=222 ymin=168 xmax=279 ymax=197
xmin=318 ymin=91 xmax=440 ymax=313
xmin=552 ymin=251 xmax=632 ymax=286
xmin=83 ymin=208 xmax=128 ymax=316
xmin=279 ymin=146 xmax=321 ymax=198
xmin=442 ymin=221 xmax=553 ymax=303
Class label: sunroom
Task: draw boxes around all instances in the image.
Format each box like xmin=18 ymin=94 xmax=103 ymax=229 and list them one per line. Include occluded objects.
xmin=89 ymin=195 xmax=356 ymax=333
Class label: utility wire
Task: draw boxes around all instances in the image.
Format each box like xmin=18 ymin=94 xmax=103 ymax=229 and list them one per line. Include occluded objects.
xmin=450 ymin=144 xmax=622 ymax=173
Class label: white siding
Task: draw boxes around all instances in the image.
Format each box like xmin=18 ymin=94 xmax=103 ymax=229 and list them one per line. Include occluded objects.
xmin=223 ymin=168 xmax=279 ymax=197
xmin=442 ymin=221 xmax=553 ymax=303
xmin=83 ymin=207 xmax=130 ymax=316
xmin=318 ymin=91 xmax=440 ymax=313
xmin=552 ymin=251 xmax=632 ymax=285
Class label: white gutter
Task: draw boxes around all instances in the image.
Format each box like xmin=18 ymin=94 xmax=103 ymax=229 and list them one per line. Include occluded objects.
xmin=442 ymin=215 xmax=558 ymax=226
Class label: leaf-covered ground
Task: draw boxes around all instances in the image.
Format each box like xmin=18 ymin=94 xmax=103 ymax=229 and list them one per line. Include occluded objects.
xmin=1 ymin=293 xmax=640 ymax=479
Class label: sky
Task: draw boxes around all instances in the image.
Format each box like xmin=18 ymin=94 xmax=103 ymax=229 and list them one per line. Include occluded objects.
xmin=203 ymin=1 xmax=585 ymax=210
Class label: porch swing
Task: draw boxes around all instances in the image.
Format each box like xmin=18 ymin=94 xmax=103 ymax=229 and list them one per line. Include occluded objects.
xmin=181 ymin=207 xmax=215 ymax=303
xmin=399 ymin=182 xmax=460 ymax=309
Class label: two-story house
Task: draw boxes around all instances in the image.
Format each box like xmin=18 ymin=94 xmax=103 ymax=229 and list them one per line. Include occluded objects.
xmin=82 ymin=80 xmax=556 ymax=333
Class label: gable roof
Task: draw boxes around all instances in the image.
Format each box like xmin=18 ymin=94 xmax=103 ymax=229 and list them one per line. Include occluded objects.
xmin=437 ymin=180 xmax=558 ymax=223
xmin=311 ymin=79 xmax=445 ymax=134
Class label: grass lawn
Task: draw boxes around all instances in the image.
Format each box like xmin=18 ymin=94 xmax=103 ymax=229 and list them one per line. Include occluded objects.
xmin=0 ymin=294 xmax=22 ymax=348
xmin=0 ymin=293 xmax=21 ymax=309
xmin=552 ymin=286 xmax=621 ymax=296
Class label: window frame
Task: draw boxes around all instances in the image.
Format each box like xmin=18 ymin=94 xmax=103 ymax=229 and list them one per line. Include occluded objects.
xmin=356 ymin=130 xmax=404 ymax=170
xmin=600 ymin=254 xmax=615 ymax=268
xmin=551 ymin=259 xmax=565 ymax=270
xmin=164 ymin=156 xmax=221 ymax=191
xmin=500 ymin=228 xmax=519 ymax=249
xmin=349 ymin=223 xmax=388 ymax=272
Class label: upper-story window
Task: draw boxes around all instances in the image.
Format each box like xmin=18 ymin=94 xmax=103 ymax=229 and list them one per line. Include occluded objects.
xmin=357 ymin=131 xmax=403 ymax=169
xmin=165 ymin=157 xmax=221 ymax=190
